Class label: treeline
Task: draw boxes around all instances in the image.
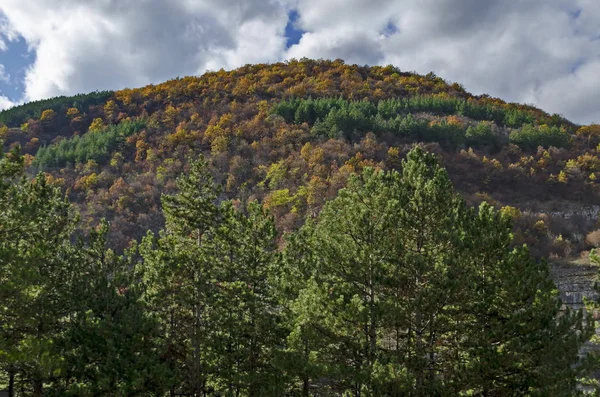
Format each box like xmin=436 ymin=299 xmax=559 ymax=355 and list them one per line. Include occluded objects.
xmin=271 ymin=97 xmax=572 ymax=149
xmin=273 ymin=96 xmax=539 ymax=128
xmin=1 ymin=145 xmax=596 ymax=396
xmin=32 ymin=119 xmax=145 ymax=169
xmin=0 ymin=91 xmax=113 ymax=127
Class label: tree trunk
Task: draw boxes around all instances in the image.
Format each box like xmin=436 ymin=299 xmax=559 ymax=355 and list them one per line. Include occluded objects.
xmin=302 ymin=339 xmax=310 ymax=397
xmin=249 ymin=299 xmax=258 ymax=397
xmin=194 ymin=285 xmax=203 ymax=396
xmin=302 ymin=377 xmax=310 ymax=397
xmin=369 ymin=285 xmax=378 ymax=396
xmin=169 ymin=307 xmax=176 ymax=397
xmin=193 ymin=229 xmax=204 ymax=397
xmin=33 ymin=377 xmax=43 ymax=397
xmin=8 ymin=366 xmax=15 ymax=397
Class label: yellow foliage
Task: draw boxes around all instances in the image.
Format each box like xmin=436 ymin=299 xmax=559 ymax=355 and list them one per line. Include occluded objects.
xmin=576 ymin=124 xmax=600 ymax=142
xmin=446 ymin=115 xmax=464 ymax=127
xmin=23 ymin=154 xmax=34 ymax=167
xmin=162 ymin=105 xmax=179 ymax=127
xmin=25 ymin=137 xmax=40 ymax=151
xmin=387 ymin=147 xmax=401 ymax=167
xmin=75 ymin=173 xmax=98 ymax=191
xmin=110 ymin=152 xmax=124 ymax=169
xmin=135 ymin=139 xmax=149 ymax=162
xmin=66 ymin=107 xmax=80 ymax=118
xmin=146 ymin=148 xmax=158 ymax=163
xmin=203 ymin=124 xmax=225 ymax=143
xmin=44 ymin=173 xmax=65 ymax=186
xmin=190 ymin=113 xmax=201 ymax=123
xmin=460 ymin=147 xmax=479 ymax=161
xmin=307 ymin=176 xmax=327 ymax=206
xmin=104 ymin=100 xmax=118 ymax=120
xmin=218 ymin=113 xmax=233 ymax=128
xmin=387 ymin=147 xmax=400 ymax=158
xmin=88 ymin=118 xmax=105 ymax=132
xmin=257 ymin=100 xmax=269 ymax=118
xmin=299 ymin=143 xmax=312 ymax=163
xmin=570 ymin=153 xmax=600 ymax=172
xmin=533 ymin=220 xmax=548 ymax=236
xmin=40 ymin=109 xmax=56 ymax=122
xmin=167 ymin=124 xmax=200 ymax=147
xmin=558 ymin=170 xmax=568 ymax=183
xmin=519 ymin=156 xmax=534 ymax=167
xmin=211 ymin=135 xmax=229 ymax=153
xmin=490 ymin=159 xmax=503 ymax=170
xmin=500 ymin=205 xmax=521 ymax=220
xmin=85 ymin=159 xmax=99 ymax=173
xmin=308 ymin=147 xmax=325 ymax=169
xmin=264 ymin=189 xmax=296 ymax=208
xmin=0 ymin=124 xmax=7 ymax=139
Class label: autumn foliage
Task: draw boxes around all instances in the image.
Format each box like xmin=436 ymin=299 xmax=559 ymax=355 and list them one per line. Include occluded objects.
xmin=0 ymin=59 xmax=593 ymax=258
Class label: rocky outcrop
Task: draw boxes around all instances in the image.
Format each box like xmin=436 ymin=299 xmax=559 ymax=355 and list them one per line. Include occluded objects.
xmin=543 ymin=205 xmax=600 ymax=221
xmin=550 ymin=261 xmax=600 ymax=362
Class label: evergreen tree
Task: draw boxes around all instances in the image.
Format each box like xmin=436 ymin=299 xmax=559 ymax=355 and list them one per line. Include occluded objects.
xmin=53 ymin=222 xmax=170 ymax=396
xmin=0 ymin=146 xmax=74 ymax=396
xmin=142 ymin=157 xmax=285 ymax=396
xmin=282 ymin=146 xmax=591 ymax=396
xmin=458 ymin=204 xmax=592 ymax=395
xmin=207 ymin=202 xmax=285 ymax=396
xmin=140 ymin=156 xmax=221 ymax=396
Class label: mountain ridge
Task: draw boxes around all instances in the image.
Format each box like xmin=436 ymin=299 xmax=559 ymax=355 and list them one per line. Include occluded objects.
xmin=0 ymin=59 xmax=596 ymax=262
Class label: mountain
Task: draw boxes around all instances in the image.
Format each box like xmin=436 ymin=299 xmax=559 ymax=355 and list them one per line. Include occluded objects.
xmin=0 ymin=58 xmax=596 ymax=261
xmin=2 ymin=58 xmax=600 ymax=395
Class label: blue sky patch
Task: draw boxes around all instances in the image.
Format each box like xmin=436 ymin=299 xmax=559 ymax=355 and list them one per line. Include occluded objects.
xmin=285 ymin=10 xmax=304 ymax=47
xmin=381 ymin=20 xmax=399 ymax=37
xmin=0 ymin=35 xmax=31 ymax=101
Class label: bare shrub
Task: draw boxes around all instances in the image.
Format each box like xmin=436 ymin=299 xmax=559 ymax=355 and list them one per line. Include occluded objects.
xmin=586 ymin=229 xmax=600 ymax=248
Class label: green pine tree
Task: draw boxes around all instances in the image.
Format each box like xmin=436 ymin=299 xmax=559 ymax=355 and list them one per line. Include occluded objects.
xmin=0 ymin=145 xmax=75 ymax=396
xmin=206 ymin=202 xmax=285 ymax=396
xmin=140 ymin=155 xmax=221 ymax=396
xmin=282 ymin=146 xmax=591 ymax=396
xmin=54 ymin=221 xmax=170 ymax=396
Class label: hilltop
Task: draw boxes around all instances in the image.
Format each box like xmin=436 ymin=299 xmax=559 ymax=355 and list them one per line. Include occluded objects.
xmin=0 ymin=59 xmax=597 ymax=260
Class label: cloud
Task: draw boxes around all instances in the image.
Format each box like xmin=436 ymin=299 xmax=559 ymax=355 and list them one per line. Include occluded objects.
xmin=0 ymin=12 xmax=19 ymax=51
xmin=1 ymin=0 xmax=600 ymax=124
xmin=527 ymin=60 xmax=600 ymax=125
xmin=0 ymin=65 xmax=9 ymax=83
xmin=0 ymin=0 xmax=290 ymax=101
xmin=286 ymin=0 xmax=600 ymax=124
xmin=0 ymin=95 xmax=15 ymax=111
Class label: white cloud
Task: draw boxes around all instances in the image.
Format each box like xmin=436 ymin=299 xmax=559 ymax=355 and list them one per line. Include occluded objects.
xmin=286 ymin=0 xmax=600 ymax=124
xmin=0 ymin=13 xmax=18 ymax=51
xmin=0 ymin=95 xmax=15 ymax=111
xmin=0 ymin=65 xmax=9 ymax=83
xmin=0 ymin=0 xmax=290 ymax=101
xmin=1 ymin=0 xmax=600 ymax=124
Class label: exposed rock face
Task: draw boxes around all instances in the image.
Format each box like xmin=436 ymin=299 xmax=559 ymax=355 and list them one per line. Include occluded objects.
xmin=543 ymin=205 xmax=600 ymax=221
xmin=552 ymin=262 xmax=598 ymax=311
xmin=550 ymin=261 xmax=599 ymax=360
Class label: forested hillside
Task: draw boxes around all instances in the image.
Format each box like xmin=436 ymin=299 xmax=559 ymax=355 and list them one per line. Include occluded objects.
xmin=1 ymin=59 xmax=596 ymax=260
xmin=2 ymin=59 xmax=600 ymax=395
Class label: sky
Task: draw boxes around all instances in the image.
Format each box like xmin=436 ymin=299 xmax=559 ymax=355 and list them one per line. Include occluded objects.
xmin=0 ymin=0 xmax=599 ymax=125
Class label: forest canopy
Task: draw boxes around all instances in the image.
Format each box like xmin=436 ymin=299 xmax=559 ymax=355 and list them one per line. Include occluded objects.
xmin=0 ymin=145 xmax=595 ymax=396
xmin=1 ymin=59 xmax=600 ymax=394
